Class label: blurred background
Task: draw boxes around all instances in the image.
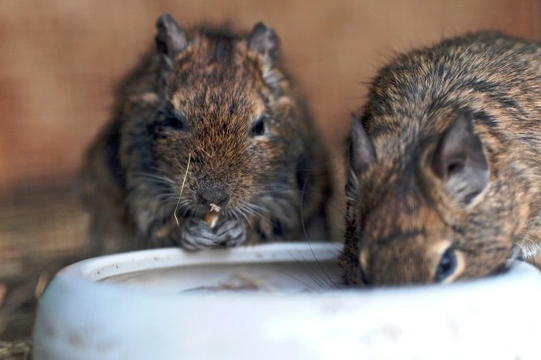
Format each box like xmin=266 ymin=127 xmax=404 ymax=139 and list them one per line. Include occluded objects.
xmin=0 ymin=0 xmax=540 ymax=349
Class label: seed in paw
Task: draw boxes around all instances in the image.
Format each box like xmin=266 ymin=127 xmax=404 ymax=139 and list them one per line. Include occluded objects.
xmin=204 ymin=204 xmax=220 ymax=228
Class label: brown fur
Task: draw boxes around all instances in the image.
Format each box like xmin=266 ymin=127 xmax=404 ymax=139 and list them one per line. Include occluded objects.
xmin=341 ymin=32 xmax=541 ymax=286
xmin=80 ymin=15 xmax=331 ymax=253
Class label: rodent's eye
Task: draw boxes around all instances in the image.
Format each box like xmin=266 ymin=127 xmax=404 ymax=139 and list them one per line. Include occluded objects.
xmin=159 ymin=109 xmax=188 ymax=131
xmin=250 ymin=115 xmax=266 ymax=137
xmin=434 ymin=247 xmax=457 ymax=282
xmin=447 ymin=160 xmax=465 ymax=176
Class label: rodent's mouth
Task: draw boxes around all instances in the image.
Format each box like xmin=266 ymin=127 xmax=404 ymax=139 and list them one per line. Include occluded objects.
xmin=181 ymin=204 xmax=231 ymax=218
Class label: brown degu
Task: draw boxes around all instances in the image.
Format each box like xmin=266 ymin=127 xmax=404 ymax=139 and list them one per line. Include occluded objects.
xmin=80 ymin=14 xmax=331 ymax=253
xmin=341 ymin=32 xmax=541 ymax=286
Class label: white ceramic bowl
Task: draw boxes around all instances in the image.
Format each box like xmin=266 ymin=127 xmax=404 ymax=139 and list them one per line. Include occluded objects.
xmin=33 ymin=243 xmax=541 ymax=360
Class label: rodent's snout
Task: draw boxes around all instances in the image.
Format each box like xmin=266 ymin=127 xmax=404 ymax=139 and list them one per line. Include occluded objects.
xmin=197 ymin=182 xmax=230 ymax=208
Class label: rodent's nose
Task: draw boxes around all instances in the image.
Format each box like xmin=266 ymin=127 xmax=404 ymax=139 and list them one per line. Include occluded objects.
xmin=198 ymin=187 xmax=230 ymax=207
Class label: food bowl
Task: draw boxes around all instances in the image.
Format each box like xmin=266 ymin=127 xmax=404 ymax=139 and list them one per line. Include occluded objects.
xmin=33 ymin=243 xmax=541 ymax=360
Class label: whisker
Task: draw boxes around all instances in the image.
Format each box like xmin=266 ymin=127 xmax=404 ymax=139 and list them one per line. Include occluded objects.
xmin=272 ymin=268 xmax=319 ymax=292
xmin=236 ymin=206 xmax=253 ymax=228
xmin=299 ymin=175 xmax=309 ymax=240
xmin=282 ymin=253 xmax=332 ymax=291
xmin=307 ymin=242 xmax=339 ymax=289
xmin=132 ymin=172 xmax=176 ymax=184
xmin=296 ymin=189 xmax=346 ymax=216
xmin=242 ymin=203 xmax=269 ymax=221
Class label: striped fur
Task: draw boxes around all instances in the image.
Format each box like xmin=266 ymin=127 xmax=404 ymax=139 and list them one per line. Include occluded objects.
xmin=80 ymin=15 xmax=331 ymax=254
xmin=341 ymin=32 xmax=541 ymax=286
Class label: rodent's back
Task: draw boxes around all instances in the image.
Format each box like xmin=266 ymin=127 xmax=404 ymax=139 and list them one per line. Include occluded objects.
xmin=343 ymin=32 xmax=541 ymax=286
xmin=364 ymin=32 xmax=541 ymax=150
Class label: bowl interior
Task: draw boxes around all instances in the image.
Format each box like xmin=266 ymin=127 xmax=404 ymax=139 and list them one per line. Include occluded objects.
xmin=101 ymin=261 xmax=340 ymax=294
xmin=73 ymin=243 xmax=342 ymax=295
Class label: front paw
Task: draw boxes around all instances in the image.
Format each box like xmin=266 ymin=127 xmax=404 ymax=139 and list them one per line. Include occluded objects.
xmin=180 ymin=217 xmax=246 ymax=250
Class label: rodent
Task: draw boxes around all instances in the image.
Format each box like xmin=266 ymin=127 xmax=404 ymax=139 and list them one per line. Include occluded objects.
xmin=340 ymin=31 xmax=541 ymax=286
xmin=80 ymin=14 xmax=332 ymax=253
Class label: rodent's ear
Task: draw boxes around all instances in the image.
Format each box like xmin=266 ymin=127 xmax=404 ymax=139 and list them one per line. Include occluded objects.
xmin=348 ymin=113 xmax=377 ymax=180
xmin=431 ymin=112 xmax=489 ymax=204
xmin=247 ymin=22 xmax=280 ymax=64
xmin=155 ymin=14 xmax=187 ymax=57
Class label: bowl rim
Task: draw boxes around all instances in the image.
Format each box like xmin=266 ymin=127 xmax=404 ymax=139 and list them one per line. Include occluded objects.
xmin=46 ymin=242 xmax=541 ymax=300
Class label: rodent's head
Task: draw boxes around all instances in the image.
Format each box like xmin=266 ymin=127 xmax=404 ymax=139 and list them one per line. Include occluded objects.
xmin=148 ymin=14 xmax=303 ymax=217
xmin=345 ymin=111 xmax=513 ymax=286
